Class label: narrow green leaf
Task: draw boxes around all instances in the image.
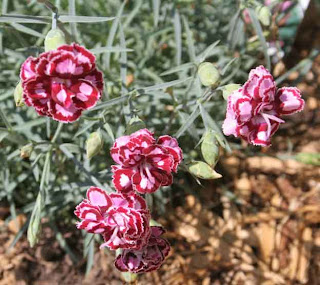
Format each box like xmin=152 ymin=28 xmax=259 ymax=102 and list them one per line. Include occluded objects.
xmin=1 ymin=0 xmax=8 ymax=14
xmin=68 ymin=0 xmax=78 ymax=40
xmin=59 ymin=15 xmax=115 ymax=23
xmin=173 ymin=9 xmax=182 ymax=66
xmin=74 ymin=121 xmax=97 ymax=138
xmin=85 ymin=236 xmax=94 ymax=275
xmin=227 ymin=9 xmax=241 ymax=48
xmin=0 ymin=15 xmax=50 ymax=24
xmin=9 ymin=216 xmax=30 ymax=249
xmin=123 ymin=0 xmax=142 ymax=29
xmin=247 ymin=8 xmax=271 ymax=70
xmin=105 ymin=1 xmax=126 ymax=69
xmin=221 ymin=58 xmax=238 ymax=76
xmin=175 ymin=105 xmax=200 ymax=138
xmin=103 ymin=123 xmax=115 ymax=141
xmin=142 ymin=76 xmax=192 ymax=92
xmin=160 ymin=62 xmax=195 ymax=76
xmin=13 ymin=118 xmax=46 ymax=131
xmin=11 ymin=23 xmax=45 ymax=38
xmin=90 ymin=46 xmax=133 ymax=54
xmin=0 ymin=107 xmax=12 ymax=130
xmin=182 ymin=16 xmax=196 ymax=62
xmin=152 ymin=0 xmax=161 ymax=27
xmin=51 ymin=221 xmax=78 ymax=264
xmin=119 ymin=22 xmax=130 ymax=122
xmin=59 ymin=144 xmax=112 ymax=192
xmin=197 ymin=40 xmax=220 ymax=63
xmin=89 ymin=95 xmax=130 ymax=112
xmin=60 ymin=143 xmax=81 ymax=154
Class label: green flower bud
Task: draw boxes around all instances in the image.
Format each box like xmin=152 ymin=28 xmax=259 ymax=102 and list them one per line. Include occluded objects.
xmin=20 ymin=144 xmax=33 ymax=159
xmin=44 ymin=28 xmax=66 ymax=52
xmin=14 ymin=81 xmax=24 ymax=107
xmin=125 ymin=116 xmax=146 ymax=135
xmin=198 ymin=62 xmax=221 ymax=87
xmin=188 ymin=161 xmax=222 ymax=180
xmin=201 ymin=130 xmax=219 ymax=167
xmin=86 ymin=132 xmax=103 ymax=159
xmin=256 ymin=6 xmax=271 ymax=26
xmin=27 ymin=192 xmax=43 ymax=247
xmin=221 ymin=84 xmax=241 ymax=100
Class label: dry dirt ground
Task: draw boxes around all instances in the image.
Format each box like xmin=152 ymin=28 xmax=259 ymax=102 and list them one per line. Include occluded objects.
xmin=1 ymin=27 xmax=320 ymax=285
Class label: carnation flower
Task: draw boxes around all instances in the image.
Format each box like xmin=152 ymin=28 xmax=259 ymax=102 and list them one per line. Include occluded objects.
xmin=110 ymin=129 xmax=183 ymax=194
xmin=74 ymin=187 xmax=151 ymax=250
xmin=20 ymin=43 xmax=103 ymax=123
xmin=115 ymin=226 xmax=170 ymax=273
xmin=223 ymin=66 xmax=304 ymax=146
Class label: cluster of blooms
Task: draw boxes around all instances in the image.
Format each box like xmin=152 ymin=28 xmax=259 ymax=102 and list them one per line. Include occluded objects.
xmin=20 ymin=43 xmax=103 ymax=123
xmin=223 ymin=66 xmax=304 ymax=146
xmin=19 ymin=40 xmax=304 ymax=274
xmin=75 ymin=129 xmax=182 ymax=273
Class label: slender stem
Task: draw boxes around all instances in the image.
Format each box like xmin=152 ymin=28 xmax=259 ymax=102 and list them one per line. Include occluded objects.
xmin=52 ymin=12 xmax=57 ymax=29
xmin=38 ymin=0 xmax=58 ymax=14
xmin=0 ymin=107 xmax=12 ymax=131
xmin=51 ymin=122 xmax=64 ymax=143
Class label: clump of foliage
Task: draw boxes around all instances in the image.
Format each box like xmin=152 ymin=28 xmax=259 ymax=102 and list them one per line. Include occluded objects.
xmin=0 ymin=0 xmax=311 ymax=278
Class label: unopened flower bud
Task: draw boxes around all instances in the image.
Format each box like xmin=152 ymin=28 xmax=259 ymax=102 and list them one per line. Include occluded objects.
xmin=20 ymin=144 xmax=33 ymax=159
xmin=45 ymin=28 xmax=66 ymax=52
xmin=27 ymin=192 xmax=43 ymax=247
xmin=221 ymin=84 xmax=241 ymax=100
xmin=188 ymin=161 xmax=222 ymax=180
xmin=198 ymin=62 xmax=221 ymax=87
xmin=86 ymin=132 xmax=103 ymax=159
xmin=201 ymin=130 xmax=219 ymax=167
xmin=125 ymin=116 xmax=146 ymax=135
xmin=256 ymin=6 xmax=271 ymax=26
xmin=14 ymin=81 xmax=24 ymax=107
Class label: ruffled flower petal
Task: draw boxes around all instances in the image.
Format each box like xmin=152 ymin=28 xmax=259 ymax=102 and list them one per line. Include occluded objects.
xmin=110 ymin=129 xmax=182 ymax=194
xmin=223 ymin=66 xmax=304 ymax=146
xmin=20 ymin=43 xmax=103 ymax=123
xmin=114 ymin=226 xmax=170 ymax=273
xmin=74 ymin=187 xmax=150 ymax=250
xmin=276 ymin=87 xmax=305 ymax=115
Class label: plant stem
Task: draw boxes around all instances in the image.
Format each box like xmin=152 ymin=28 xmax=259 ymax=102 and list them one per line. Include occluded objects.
xmin=38 ymin=0 xmax=58 ymax=14
xmin=0 ymin=107 xmax=12 ymax=131
xmin=51 ymin=122 xmax=64 ymax=143
xmin=52 ymin=12 xmax=58 ymax=29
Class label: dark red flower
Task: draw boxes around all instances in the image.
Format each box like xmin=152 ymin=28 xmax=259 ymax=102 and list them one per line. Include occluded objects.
xmin=20 ymin=43 xmax=103 ymax=123
xmin=110 ymin=129 xmax=183 ymax=194
xmin=115 ymin=226 xmax=170 ymax=273
xmin=74 ymin=187 xmax=150 ymax=250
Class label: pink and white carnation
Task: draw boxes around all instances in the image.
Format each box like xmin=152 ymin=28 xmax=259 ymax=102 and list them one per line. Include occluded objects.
xmin=111 ymin=129 xmax=183 ymax=194
xmin=20 ymin=43 xmax=103 ymax=123
xmin=115 ymin=226 xmax=170 ymax=273
xmin=223 ymin=66 xmax=304 ymax=146
xmin=74 ymin=187 xmax=151 ymax=250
